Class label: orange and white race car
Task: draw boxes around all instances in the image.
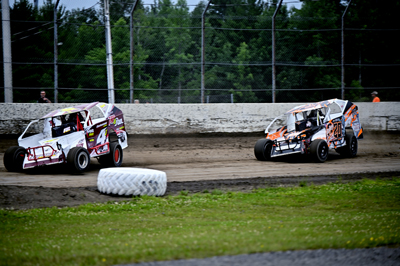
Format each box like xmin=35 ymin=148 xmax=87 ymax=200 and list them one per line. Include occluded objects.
xmin=254 ymin=99 xmax=363 ymax=162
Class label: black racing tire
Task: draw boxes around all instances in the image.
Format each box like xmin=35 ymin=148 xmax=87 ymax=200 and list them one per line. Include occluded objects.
xmin=98 ymin=142 xmax=123 ymax=167
xmin=310 ymin=139 xmax=329 ymax=163
xmin=67 ymin=147 xmax=90 ymax=173
xmin=4 ymin=146 xmax=26 ymax=172
xmin=336 ymin=134 xmax=358 ymax=158
xmin=254 ymin=139 xmax=273 ymax=161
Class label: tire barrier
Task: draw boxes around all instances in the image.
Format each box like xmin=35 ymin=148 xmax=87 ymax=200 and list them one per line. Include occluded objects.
xmin=97 ymin=167 xmax=167 ymax=196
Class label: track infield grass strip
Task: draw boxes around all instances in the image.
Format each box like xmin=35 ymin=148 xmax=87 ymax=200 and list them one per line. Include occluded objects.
xmin=1 ymin=178 xmax=400 ymax=266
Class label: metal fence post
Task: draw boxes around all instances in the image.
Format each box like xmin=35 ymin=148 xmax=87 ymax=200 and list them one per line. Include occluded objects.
xmin=54 ymin=0 xmax=60 ymax=103
xmin=130 ymin=0 xmax=139 ymax=104
xmin=104 ymin=0 xmax=115 ymax=104
xmin=341 ymin=0 xmax=352 ymax=100
xmin=272 ymin=0 xmax=283 ymax=104
xmin=230 ymin=94 xmax=234 ymax=103
xmin=201 ymin=1 xmax=212 ymax=104
xmin=2 ymin=0 xmax=13 ymax=103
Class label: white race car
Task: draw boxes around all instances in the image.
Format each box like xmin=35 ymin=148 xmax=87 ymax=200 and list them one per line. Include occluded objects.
xmin=4 ymin=102 xmax=128 ymax=172
xmin=254 ymin=99 xmax=363 ymax=162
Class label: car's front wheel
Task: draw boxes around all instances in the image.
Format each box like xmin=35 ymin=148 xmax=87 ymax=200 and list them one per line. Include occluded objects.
xmin=254 ymin=139 xmax=273 ymax=161
xmin=310 ymin=139 xmax=329 ymax=163
xmin=98 ymin=142 xmax=123 ymax=167
xmin=4 ymin=146 xmax=26 ymax=172
xmin=67 ymin=147 xmax=90 ymax=173
xmin=336 ymin=133 xmax=358 ymax=158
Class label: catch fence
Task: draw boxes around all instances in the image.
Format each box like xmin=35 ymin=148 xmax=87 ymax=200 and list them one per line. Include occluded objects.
xmin=1 ymin=0 xmax=399 ymax=103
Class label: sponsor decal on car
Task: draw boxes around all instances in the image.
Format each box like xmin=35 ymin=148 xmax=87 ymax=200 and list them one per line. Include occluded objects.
xmin=61 ymin=107 xmax=76 ymax=112
xmin=97 ymin=144 xmax=108 ymax=153
xmin=96 ymin=122 xmax=107 ymax=128
xmin=42 ymin=138 xmax=59 ymax=143
xmin=63 ymin=126 xmax=71 ymax=133
xmin=118 ymin=132 xmax=126 ymax=142
xmin=108 ymin=115 xmax=116 ymax=124
xmin=76 ymin=139 xmax=84 ymax=147
xmin=86 ymin=129 xmax=95 ymax=136
xmin=113 ymin=117 xmax=123 ymax=126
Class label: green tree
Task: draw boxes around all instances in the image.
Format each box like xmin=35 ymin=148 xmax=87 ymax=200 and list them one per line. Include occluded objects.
xmin=10 ymin=0 xmax=65 ymax=102
xmin=228 ymin=42 xmax=257 ymax=102
xmin=81 ymin=18 xmax=158 ymax=102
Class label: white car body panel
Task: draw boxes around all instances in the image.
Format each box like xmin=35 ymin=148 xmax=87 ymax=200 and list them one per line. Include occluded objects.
xmin=14 ymin=102 xmax=128 ymax=170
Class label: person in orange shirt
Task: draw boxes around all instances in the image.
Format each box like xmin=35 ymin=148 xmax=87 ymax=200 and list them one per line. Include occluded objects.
xmin=371 ymin=91 xmax=380 ymax=102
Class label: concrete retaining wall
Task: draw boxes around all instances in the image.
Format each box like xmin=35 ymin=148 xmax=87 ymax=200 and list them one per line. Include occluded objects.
xmin=0 ymin=102 xmax=399 ymax=135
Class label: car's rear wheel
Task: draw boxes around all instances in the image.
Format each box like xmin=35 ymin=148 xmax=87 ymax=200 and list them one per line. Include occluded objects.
xmin=310 ymin=139 xmax=328 ymax=163
xmin=336 ymin=133 xmax=358 ymax=158
xmin=4 ymin=146 xmax=26 ymax=172
xmin=254 ymin=139 xmax=273 ymax=161
xmin=67 ymin=147 xmax=90 ymax=173
xmin=98 ymin=142 xmax=123 ymax=167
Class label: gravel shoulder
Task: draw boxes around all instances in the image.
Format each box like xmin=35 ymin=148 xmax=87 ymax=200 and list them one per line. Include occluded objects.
xmin=118 ymin=247 xmax=400 ymax=266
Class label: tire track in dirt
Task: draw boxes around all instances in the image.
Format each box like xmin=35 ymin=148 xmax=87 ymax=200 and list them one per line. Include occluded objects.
xmin=0 ymin=132 xmax=399 ymax=209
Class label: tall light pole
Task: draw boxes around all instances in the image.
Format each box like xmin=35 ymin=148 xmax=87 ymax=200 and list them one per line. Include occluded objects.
xmin=104 ymin=0 xmax=115 ymax=104
xmin=130 ymin=0 xmax=139 ymax=103
xmin=201 ymin=0 xmax=212 ymax=104
xmin=341 ymin=0 xmax=352 ymax=99
xmin=54 ymin=0 xmax=60 ymax=103
xmin=2 ymin=0 xmax=13 ymax=103
xmin=272 ymin=0 xmax=283 ymax=103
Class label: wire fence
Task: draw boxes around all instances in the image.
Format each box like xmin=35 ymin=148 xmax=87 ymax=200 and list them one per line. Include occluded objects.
xmin=1 ymin=0 xmax=399 ymax=103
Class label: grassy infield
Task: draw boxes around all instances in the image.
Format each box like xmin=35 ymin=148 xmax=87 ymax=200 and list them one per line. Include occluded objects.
xmin=1 ymin=178 xmax=400 ymax=266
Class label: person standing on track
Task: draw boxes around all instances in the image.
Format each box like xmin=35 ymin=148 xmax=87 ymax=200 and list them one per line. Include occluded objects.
xmin=371 ymin=91 xmax=380 ymax=102
xmin=37 ymin=90 xmax=52 ymax=103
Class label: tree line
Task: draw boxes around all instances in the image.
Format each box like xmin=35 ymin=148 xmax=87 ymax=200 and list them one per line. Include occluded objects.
xmin=1 ymin=0 xmax=399 ymax=103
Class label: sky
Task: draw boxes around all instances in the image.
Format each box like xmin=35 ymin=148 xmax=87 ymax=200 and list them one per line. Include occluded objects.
xmin=22 ymin=0 xmax=302 ymax=11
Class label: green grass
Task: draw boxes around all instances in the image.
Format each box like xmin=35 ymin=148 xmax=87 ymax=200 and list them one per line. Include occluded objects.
xmin=1 ymin=178 xmax=400 ymax=266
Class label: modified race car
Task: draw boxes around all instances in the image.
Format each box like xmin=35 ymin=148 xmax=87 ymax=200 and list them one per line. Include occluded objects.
xmin=254 ymin=99 xmax=363 ymax=163
xmin=4 ymin=102 xmax=128 ymax=173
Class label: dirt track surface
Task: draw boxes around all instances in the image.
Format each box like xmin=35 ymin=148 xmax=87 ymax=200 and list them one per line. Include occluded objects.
xmin=1 ymin=131 xmax=400 ymax=209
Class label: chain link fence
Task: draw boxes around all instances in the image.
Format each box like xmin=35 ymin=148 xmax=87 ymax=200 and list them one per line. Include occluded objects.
xmin=1 ymin=0 xmax=399 ymax=103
